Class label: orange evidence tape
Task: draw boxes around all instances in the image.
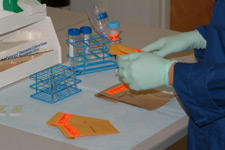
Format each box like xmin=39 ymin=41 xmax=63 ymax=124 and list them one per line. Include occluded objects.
xmin=62 ymin=124 xmax=82 ymax=137
xmin=134 ymin=48 xmax=143 ymax=53
xmin=108 ymin=33 xmax=120 ymax=41
xmin=55 ymin=113 xmax=73 ymax=125
xmin=105 ymin=85 xmax=129 ymax=95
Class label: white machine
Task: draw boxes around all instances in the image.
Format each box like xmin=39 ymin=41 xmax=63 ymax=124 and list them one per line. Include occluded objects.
xmin=0 ymin=4 xmax=62 ymax=88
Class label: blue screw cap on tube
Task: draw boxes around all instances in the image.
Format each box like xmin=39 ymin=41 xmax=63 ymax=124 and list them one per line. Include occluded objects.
xmin=96 ymin=12 xmax=108 ymax=20
xmin=108 ymin=20 xmax=120 ymax=29
xmin=80 ymin=26 xmax=92 ymax=34
xmin=68 ymin=28 xmax=80 ymax=36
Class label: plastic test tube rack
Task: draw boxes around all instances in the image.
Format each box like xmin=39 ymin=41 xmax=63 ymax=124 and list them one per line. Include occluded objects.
xmin=66 ymin=34 xmax=122 ymax=75
xmin=29 ymin=64 xmax=81 ymax=103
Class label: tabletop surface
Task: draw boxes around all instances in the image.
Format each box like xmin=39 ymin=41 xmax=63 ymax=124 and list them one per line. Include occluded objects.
xmin=0 ymin=7 xmax=190 ymax=150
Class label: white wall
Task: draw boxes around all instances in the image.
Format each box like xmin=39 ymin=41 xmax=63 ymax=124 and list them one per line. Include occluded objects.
xmin=71 ymin=0 xmax=105 ymax=12
xmin=71 ymin=0 xmax=170 ymax=29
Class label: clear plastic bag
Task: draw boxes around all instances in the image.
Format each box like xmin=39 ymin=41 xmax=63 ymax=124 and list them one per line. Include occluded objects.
xmin=87 ymin=5 xmax=109 ymax=37
xmin=18 ymin=0 xmax=45 ymax=15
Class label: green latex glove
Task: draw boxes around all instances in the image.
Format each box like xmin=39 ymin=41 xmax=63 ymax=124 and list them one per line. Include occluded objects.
xmin=118 ymin=52 xmax=176 ymax=91
xmin=141 ymin=30 xmax=207 ymax=57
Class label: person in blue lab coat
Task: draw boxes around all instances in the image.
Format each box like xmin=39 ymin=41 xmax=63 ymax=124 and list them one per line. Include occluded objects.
xmin=118 ymin=0 xmax=225 ymax=149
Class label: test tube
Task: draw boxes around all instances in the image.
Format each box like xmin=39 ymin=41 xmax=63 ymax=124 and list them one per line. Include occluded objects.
xmin=108 ymin=20 xmax=120 ymax=48
xmin=68 ymin=28 xmax=80 ymax=67
xmin=108 ymin=20 xmax=120 ymax=74
xmin=80 ymin=26 xmax=92 ymax=65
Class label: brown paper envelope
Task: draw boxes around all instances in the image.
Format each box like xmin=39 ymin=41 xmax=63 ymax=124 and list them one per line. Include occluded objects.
xmin=47 ymin=112 xmax=108 ymax=126
xmin=115 ymin=44 xmax=138 ymax=54
xmin=110 ymin=44 xmax=127 ymax=57
xmin=47 ymin=112 xmax=119 ymax=139
xmin=110 ymin=44 xmax=143 ymax=57
xmin=96 ymin=83 xmax=175 ymax=110
xmin=56 ymin=120 xmax=119 ymax=138
xmin=57 ymin=124 xmax=77 ymax=139
xmin=114 ymin=49 xmax=127 ymax=57
xmin=72 ymin=121 xmax=119 ymax=136
xmin=95 ymin=93 xmax=119 ymax=103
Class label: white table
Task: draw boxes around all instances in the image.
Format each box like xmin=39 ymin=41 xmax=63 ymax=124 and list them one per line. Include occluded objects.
xmin=0 ymin=7 xmax=191 ymax=150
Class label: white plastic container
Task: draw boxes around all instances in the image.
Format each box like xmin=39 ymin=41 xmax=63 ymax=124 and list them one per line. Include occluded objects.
xmin=0 ymin=8 xmax=61 ymax=89
xmin=0 ymin=30 xmax=50 ymax=61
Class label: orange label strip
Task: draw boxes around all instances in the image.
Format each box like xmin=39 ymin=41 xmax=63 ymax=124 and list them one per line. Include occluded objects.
xmin=134 ymin=48 xmax=143 ymax=53
xmin=62 ymin=124 xmax=82 ymax=137
xmin=55 ymin=113 xmax=73 ymax=125
xmin=109 ymin=33 xmax=120 ymax=41
xmin=105 ymin=85 xmax=129 ymax=95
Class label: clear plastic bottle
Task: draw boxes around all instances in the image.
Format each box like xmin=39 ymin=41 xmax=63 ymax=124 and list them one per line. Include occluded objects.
xmin=96 ymin=10 xmax=109 ymax=37
xmin=108 ymin=20 xmax=120 ymax=48
xmin=68 ymin=28 xmax=80 ymax=67
xmin=80 ymin=26 xmax=92 ymax=65
xmin=87 ymin=5 xmax=109 ymax=37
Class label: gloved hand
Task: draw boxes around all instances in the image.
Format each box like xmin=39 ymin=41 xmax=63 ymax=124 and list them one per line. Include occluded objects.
xmin=118 ymin=52 xmax=176 ymax=91
xmin=141 ymin=30 xmax=206 ymax=57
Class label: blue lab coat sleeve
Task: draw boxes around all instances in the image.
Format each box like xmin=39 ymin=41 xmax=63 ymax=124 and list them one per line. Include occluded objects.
xmin=172 ymin=0 xmax=225 ymax=149
xmin=196 ymin=25 xmax=210 ymax=41
xmin=194 ymin=25 xmax=209 ymax=62
xmin=174 ymin=62 xmax=225 ymax=127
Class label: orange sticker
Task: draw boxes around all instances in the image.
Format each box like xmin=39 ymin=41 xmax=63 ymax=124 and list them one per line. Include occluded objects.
xmin=109 ymin=33 xmax=120 ymax=41
xmin=62 ymin=124 xmax=82 ymax=137
xmin=55 ymin=113 xmax=73 ymax=125
xmin=105 ymin=85 xmax=129 ymax=95
xmin=134 ymin=48 xmax=143 ymax=53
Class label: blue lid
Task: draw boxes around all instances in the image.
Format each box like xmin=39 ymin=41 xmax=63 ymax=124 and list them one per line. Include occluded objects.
xmin=96 ymin=12 xmax=108 ymax=20
xmin=68 ymin=28 xmax=80 ymax=36
xmin=108 ymin=20 xmax=120 ymax=29
xmin=80 ymin=26 xmax=92 ymax=34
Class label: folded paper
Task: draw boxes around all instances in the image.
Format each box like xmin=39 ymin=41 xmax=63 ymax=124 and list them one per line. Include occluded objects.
xmin=110 ymin=44 xmax=143 ymax=57
xmin=47 ymin=112 xmax=119 ymax=139
xmin=96 ymin=83 xmax=175 ymax=110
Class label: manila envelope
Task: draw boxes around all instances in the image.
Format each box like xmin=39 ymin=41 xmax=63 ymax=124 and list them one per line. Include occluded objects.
xmin=95 ymin=83 xmax=175 ymax=110
xmin=110 ymin=44 xmax=143 ymax=57
xmin=47 ymin=112 xmax=119 ymax=139
xmin=47 ymin=112 xmax=107 ymax=126
xmin=57 ymin=120 xmax=119 ymax=138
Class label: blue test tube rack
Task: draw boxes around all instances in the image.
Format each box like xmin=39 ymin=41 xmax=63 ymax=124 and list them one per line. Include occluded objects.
xmin=66 ymin=34 xmax=121 ymax=75
xmin=29 ymin=64 xmax=82 ymax=103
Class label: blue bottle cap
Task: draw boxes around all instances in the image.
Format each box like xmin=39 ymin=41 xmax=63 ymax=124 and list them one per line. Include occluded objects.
xmin=108 ymin=20 xmax=120 ymax=29
xmin=80 ymin=26 xmax=92 ymax=34
xmin=96 ymin=12 xmax=108 ymax=20
xmin=68 ymin=28 xmax=80 ymax=36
